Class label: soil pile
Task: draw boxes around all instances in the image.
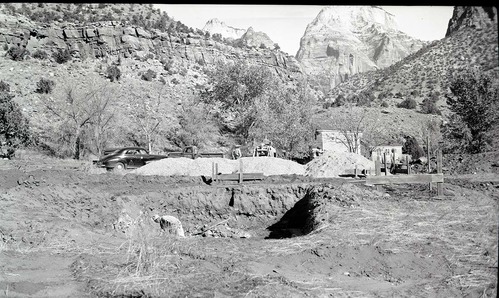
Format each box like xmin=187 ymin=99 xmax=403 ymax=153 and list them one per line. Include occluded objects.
xmin=305 ymin=151 xmax=375 ymax=178
xmin=131 ymin=157 xmax=305 ymax=176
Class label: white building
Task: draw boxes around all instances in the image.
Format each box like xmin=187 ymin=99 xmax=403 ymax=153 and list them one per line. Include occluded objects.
xmin=315 ymin=130 xmax=362 ymax=154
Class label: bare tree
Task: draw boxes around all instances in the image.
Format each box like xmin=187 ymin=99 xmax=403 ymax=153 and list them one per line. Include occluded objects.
xmin=328 ymin=106 xmax=388 ymax=157
xmin=41 ymin=77 xmax=115 ymax=159
xmin=121 ymin=81 xmax=176 ymax=153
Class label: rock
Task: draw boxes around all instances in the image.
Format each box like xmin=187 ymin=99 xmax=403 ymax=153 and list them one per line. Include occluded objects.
xmin=296 ymin=6 xmax=426 ymax=88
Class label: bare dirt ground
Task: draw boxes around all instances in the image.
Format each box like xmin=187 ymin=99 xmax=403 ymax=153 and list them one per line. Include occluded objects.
xmin=0 ymin=153 xmax=497 ymax=298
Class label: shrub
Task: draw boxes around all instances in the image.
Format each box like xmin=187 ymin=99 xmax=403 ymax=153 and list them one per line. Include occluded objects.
xmin=32 ymin=49 xmax=49 ymax=60
xmin=141 ymin=69 xmax=156 ymax=81
xmin=35 ymin=78 xmax=55 ymax=94
xmin=0 ymin=81 xmax=10 ymax=93
xmin=381 ymin=101 xmax=389 ymax=108
xmin=7 ymin=46 xmax=29 ymax=61
xmin=397 ymin=98 xmax=417 ymax=109
xmin=420 ymin=98 xmax=441 ymax=115
xmin=2 ymin=44 xmax=8 ymax=51
xmin=52 ymin=48 xmax=71 ymax=64
xmin=106 ymin=65 xmax=121 ymax=82
xmin=402 ymin=135 xmax=424 ymax=160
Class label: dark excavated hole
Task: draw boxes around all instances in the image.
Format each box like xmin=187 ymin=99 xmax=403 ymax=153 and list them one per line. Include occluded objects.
xmin=266 ymin=188 xmax=316 ymax=239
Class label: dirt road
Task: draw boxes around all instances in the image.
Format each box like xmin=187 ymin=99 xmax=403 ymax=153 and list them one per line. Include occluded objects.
xmin=0 ymin=157 xmax=497 ymax=297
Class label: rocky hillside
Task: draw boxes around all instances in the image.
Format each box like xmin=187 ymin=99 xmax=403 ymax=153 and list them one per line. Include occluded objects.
xmin=327 ymin=6 xmax=498 ymax=112
xmin=203 ymin=18 xmax=246 ymax=40
xmin=0 ymin=3 xmax=303 ymax=80
xmin=296 ymin=6 xmax=427 ymax=91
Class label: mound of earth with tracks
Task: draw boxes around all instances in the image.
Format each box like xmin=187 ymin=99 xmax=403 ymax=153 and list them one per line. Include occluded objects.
xmin=305 ymin=151 xmax=375 ymax=178
xmin=131 ymin=156 xmax=306 ymax=176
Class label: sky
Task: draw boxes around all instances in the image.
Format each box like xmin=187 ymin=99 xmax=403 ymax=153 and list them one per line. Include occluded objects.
xmin=154 ymin=5 xmax=455 ymax=56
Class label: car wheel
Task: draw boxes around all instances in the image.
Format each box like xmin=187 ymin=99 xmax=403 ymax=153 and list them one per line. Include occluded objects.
xmin=114 ymin=162 xmax=125 ymax=171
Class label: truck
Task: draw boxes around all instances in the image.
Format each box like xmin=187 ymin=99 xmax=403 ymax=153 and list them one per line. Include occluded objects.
xmin=167 ymin=146 xmax=225 ymax=159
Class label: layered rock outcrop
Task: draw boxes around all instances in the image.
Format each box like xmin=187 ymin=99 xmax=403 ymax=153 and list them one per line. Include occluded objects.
xmin=0 ymin=14 xmax=302 ymax=79
xmin=296 ymin=6 xmax=426 ymax=89
xmin=445 ymin=6 xmax=498 ymax=36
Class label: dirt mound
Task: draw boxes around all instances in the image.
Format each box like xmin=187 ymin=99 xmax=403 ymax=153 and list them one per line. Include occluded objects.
xmin=305 ymin=151 xmax=375 ymax=178
xmin=131 ymin=157 xmax=306 ymax=177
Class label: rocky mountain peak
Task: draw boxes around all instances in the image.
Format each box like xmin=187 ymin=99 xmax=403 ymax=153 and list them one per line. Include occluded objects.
xmin=446 ymin=6 xmax=498 ymax=37
xmin=296 ymin=5 xmax=426 ymax=92
xmin=203 ymin=18 xmax=246 ymax=39
xmin=237 ymin=26 xmax=275 ymax=49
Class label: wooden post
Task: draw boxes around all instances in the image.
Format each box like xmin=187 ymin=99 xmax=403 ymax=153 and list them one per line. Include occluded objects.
xmin=427 ymin=136 xmax=432 ymax=191
xmin=239 ymin=159 xmax=243 ymax=183
xmin=211 ymin=162 xmax=215 ymax=181
xmin=215 ymin=163 xmax=219 ymax=184
xmin=375 ymin=156 xmax=382 ymax=191
xmin=383 ymin=152 xmax=388 ymax=176
xmin=354 ymin=165 xmax=358 ymax=178
xmin=437 ymin=150 xmax=443 ymax=197
xmin=405 ymin=155 xmax=411 ymax=175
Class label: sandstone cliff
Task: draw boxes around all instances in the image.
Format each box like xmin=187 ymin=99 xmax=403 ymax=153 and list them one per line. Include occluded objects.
xmin=0 ymin=12 xmax=303 ymax=80
xmin=296 ymin=6 xmax=426 ymax=90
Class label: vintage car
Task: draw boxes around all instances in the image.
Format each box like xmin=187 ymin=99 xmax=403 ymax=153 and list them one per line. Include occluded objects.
xmin=94 ymin=147 xmax=168 ymax=171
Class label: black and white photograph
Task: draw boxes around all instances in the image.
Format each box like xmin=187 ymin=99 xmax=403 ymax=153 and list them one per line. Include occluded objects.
xmin=0 ymin=3 xmax=497 ymax=297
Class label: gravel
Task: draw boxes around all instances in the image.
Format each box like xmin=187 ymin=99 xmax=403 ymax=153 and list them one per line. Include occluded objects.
xmin=305 ymin=151 xmax=375 ymax=178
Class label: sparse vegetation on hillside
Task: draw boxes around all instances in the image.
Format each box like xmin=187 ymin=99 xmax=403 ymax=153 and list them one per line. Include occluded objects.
xmin=35 ymin=78 xmax=55 ymax=94
xmin=52 ymin=48 xmax=71 ymax=64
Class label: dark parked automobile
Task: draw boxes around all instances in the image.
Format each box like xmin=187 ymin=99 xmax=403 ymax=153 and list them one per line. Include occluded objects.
xmin=94 ymin=147 xmax=168 ymax=171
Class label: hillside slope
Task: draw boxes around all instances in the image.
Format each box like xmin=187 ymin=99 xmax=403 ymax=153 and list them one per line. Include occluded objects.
xmin=327 ymin=6 xmax=498 ymax=111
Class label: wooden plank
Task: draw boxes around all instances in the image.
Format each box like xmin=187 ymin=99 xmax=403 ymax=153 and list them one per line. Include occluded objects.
xmin=217 ymin=173 xmax=265 ymax=181
xmin=366 ymin=173 xmax=444 ymax=185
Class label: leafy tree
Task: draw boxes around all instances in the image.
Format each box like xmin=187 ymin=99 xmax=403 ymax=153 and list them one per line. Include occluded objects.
xmin=402 ymin=135 xmax=424 ymax=159
xmin=168 ymin=94 xmax=219 ymax=148
xmin=249 ymin=80 xmax=316 ymax=158
xmin=0 ymin=86 xmax=31 ymax=152
xmin=201 ymin=61 xmax=274 ymax=141
xmin=444 ymin=67 xmax=499 ymax=153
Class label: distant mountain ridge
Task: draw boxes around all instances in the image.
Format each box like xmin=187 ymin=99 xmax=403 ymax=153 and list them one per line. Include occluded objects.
xmin=296 ymin=6 xmax=427 ymax=91
xmin=202 ymin=18 xmax=246 ymax=39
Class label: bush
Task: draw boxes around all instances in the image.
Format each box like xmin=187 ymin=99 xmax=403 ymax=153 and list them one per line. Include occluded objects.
xmin=381 ymin=101 xmax=389 ymax=108
xmin=0 ymin=81 xmax=10 ymax=93
xmin=420 ymin=98 xmax=441 ymax=115
xmin=402 ymin=135 xmax=424 ymax=160
xmin=52 ymin=48 xmax=71 ymax=64
xmin=106 ymin=65 xmax=121 ymax=82
xmin=32 ymin=49 xmax=49 ymax=60
xmin=7 ymin=46 xmax=29 ymax=61
xmin=141 ymin=69 xmax=157 ymax=81
xmin=35 ymin=78 xmax=55 ymax=94
xmin=397 ymin=98 xmax=417 ymax=109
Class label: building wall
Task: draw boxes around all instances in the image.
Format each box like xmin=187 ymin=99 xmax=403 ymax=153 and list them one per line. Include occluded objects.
xmin=317 ymin=130 xmax=361 ymax=154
